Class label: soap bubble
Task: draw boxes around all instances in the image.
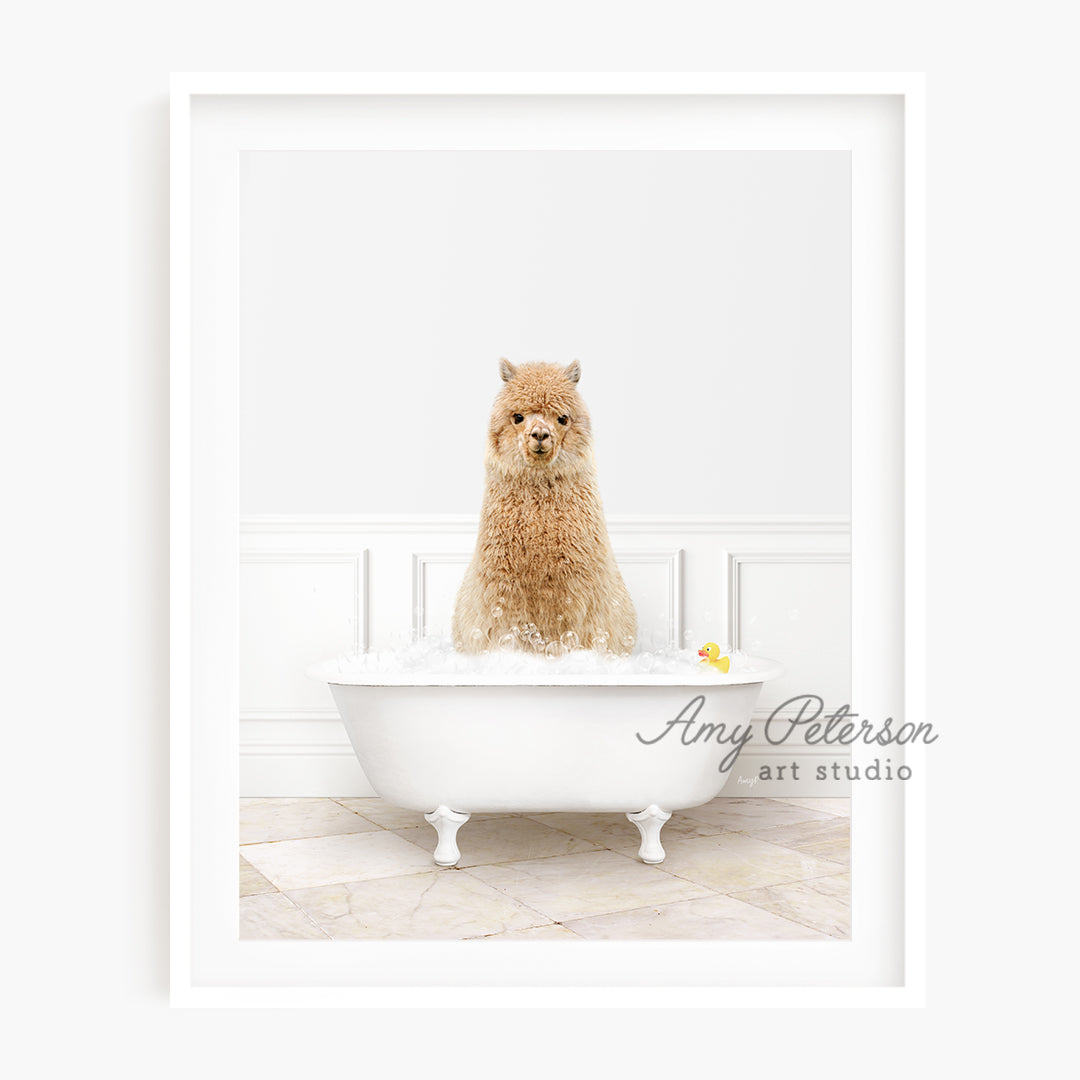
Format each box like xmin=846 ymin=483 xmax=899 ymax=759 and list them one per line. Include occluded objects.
xmin=330 ymin=632 xmax=764 ymax=679
xmin=470 ymin=628 xmax=484 ymax=645
xmin=491 ymin=604 xmax=504 ymax=619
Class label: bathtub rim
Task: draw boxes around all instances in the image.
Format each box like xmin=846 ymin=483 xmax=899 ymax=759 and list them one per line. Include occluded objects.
xmin=306 ymin=656 xmax=785 ymax=688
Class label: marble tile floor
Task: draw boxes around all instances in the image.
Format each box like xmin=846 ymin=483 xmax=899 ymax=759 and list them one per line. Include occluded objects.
xmin=239 ymin=796 xmax=850 ymax=941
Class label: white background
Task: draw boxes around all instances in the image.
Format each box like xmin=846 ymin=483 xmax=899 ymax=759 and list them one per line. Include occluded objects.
xmin=240 ymin=146 xmax=849 ymax=514
xmin=2 ymin=1 xmax=1076 ymax=1076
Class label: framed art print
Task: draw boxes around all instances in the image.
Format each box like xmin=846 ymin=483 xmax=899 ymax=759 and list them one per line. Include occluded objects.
xmin=172 ymin=73 xmax=925 ymax=1007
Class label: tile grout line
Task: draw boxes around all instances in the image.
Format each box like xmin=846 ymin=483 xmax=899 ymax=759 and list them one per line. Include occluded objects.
xmin=283 ymin=866 xmax=561 ymax=939
xmin=726 ymin=880 xmax=851 ymax=939
xmin=559 ymin=894 xmax=833 ymax=940
xmin=286 ymin=893 xmax=335 ymax=940
xmin=456 ymin=846 xmax=729 ymax=925
xmin=242 ymin=808 xmax=575 ymax=930
xmin=239 ymin=799 xmax=852 ymax=939
xmin=242 ymin=823 xmax=848 ymax=903
xmin=239 ymin=889 xmax=333 ymax=941
xmin=447 ymin=871 xmax=568 ymax=934
xmin=771 ymin=798 xmax=852 ymax=817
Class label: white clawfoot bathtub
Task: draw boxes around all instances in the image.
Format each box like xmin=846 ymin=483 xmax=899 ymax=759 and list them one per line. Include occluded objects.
xmin=309 ymin=663 xmax=783 ymax=867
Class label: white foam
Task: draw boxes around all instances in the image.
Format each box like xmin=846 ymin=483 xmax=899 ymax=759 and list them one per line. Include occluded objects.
xmin=331 ymin=635 xmax=775 ymax=678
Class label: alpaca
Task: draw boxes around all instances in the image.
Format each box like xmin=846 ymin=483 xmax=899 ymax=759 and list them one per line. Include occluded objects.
xmin=452 ymin=358 xmax=636 ymax=655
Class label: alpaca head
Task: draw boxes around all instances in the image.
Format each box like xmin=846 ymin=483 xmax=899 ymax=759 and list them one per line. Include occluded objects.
xmin=487 ymin=359 xmax=593 ymax=477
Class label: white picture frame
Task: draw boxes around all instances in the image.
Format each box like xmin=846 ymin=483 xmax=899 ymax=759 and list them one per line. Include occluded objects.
xmin=171 ymin=72 xmax=925 ymax=1007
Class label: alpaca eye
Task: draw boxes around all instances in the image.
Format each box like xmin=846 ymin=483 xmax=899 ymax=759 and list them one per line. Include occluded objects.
xmin=558 ymin=415 xmax=569 ymax=425
xmin=513 ymin=414 xmax=524 ymax=424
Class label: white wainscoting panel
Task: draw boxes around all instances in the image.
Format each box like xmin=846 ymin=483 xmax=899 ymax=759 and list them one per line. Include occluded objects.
xmin=727 ymin=552 xmax=851 ymax=718
xmin=240 ymin=516 xmax=850 ymax=797
xmin=412 ymin=552 xmax=472 ymax=641
xmin=239 ymin=552 xmax=367 ymax=720
xmin=614 ymin=549 xmax=684 ymax=650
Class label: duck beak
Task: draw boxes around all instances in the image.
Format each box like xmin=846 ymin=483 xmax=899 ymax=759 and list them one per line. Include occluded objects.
xmin=697 ymin=649 xmax=706 ymax=657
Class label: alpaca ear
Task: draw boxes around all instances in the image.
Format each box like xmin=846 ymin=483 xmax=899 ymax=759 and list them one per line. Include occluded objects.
xmin=499 ymin=357 xmax=518 ymax=383
xmin=565 ymin=360 xmax=581 ymax=384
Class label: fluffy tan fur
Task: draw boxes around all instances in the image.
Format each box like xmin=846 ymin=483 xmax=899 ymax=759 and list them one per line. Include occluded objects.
xmin=452 ymin=359 xmax=637 ymax=655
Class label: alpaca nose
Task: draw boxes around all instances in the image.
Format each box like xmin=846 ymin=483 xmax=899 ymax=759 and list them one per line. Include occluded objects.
xmin=531 ymin=430 xmax=550 ymax=442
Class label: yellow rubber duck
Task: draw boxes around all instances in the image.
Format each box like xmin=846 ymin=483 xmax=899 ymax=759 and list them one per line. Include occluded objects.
xmin=698 ymin=642 xmax=730 ymax=673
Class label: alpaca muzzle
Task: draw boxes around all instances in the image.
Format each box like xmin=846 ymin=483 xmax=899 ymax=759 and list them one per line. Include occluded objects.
xmin=529 ymin=427 xmax=552 ymax=456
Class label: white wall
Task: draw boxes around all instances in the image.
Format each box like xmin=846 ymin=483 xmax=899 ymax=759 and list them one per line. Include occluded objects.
xmin=239 ymin=141 xmax=850 ymax=515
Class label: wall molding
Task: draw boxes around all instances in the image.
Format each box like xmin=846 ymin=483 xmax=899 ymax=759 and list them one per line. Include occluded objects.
xmin=412 ymin=551 xmax=471 ymax=641
xmin=613 ymin=548 xmax=684 ymax=649
xmin=239 ymin=549 xmax=368 ymax=651
xmin=239 ymin=548 xmax=368 ymax=721
xmin=725 ymin=549 xmax=850 ymax=652
xmin=239 ymin=514 xmax=850 ymax=796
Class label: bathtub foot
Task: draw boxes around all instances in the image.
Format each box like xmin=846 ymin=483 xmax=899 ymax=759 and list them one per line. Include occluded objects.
xmin=424 ymin=806 xmax=471 ymax=867
xmin=627 ymin=805 xmax=672 ymax=864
